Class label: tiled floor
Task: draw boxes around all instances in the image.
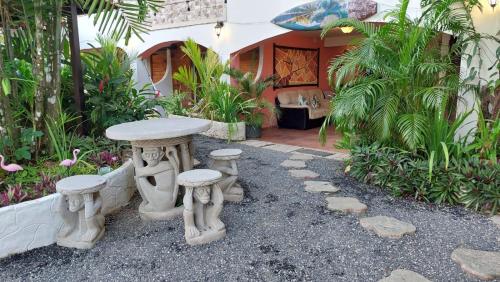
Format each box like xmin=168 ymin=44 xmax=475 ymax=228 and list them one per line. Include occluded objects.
xmin=259 ymin=126 xmax=347 ymax=153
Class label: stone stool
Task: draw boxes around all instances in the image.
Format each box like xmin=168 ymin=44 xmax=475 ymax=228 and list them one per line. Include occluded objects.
xmin=208 ymin=148 xmax=243 ymax=202
xmin=178 ymin=169 xmax=226 ymax=246
xmin=55 ymin=175 xmax=107 ymax=249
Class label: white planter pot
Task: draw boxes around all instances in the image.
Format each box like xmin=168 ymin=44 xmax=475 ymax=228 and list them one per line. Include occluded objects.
xmin=0 ymin=160 xmax=136 ymax=259
xmin=169 ymin=114 xmax=246 ymax=141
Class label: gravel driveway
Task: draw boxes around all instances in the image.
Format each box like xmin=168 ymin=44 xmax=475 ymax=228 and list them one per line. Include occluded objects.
xmin=0 ymin=136 xmax=498 ymax=282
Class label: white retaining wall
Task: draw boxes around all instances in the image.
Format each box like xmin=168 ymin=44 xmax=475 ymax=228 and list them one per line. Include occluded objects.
xmin=0 ymin=160 xmax=136 ymax=259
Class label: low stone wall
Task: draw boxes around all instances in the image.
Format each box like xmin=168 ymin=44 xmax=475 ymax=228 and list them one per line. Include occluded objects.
xmin=169 ymin=115 xmax=246 ymax=141
xmin=203 ymin=120 xmax=246 ymax=141
xmin=0 ymin=160 xmax=136 ymax=259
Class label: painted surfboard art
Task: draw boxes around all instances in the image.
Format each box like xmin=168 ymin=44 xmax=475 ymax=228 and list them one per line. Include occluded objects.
xmin=271 ymin=0 xmax=377 ymax=31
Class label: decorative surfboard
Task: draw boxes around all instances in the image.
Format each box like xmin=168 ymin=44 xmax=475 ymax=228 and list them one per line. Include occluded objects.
xmin=271 ymin=0 xmax=377 ymax=31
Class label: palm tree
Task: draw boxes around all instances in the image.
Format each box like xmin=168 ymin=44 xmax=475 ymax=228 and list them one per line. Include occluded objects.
xmin=0 ymin=0 xmax=162 ymax=159
xmin=319 ymin=0 xmax=494 ymax=154
xmin=227 ymin=68 xmax=275 ymax=136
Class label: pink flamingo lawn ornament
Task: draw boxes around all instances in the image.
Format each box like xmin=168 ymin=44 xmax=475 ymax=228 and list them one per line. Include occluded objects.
xmin=60 ymin=149 xmax=80 ymax=168
xmin=0 ymin=154 xmax=24 ymax=173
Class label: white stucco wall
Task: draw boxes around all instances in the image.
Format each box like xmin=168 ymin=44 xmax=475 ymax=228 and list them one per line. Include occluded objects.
xmin=0 ymin=161 xmax=135 ymax=259
xmin=77 ymin=0 xmax=423 ymax=89
xmin=457 ymin=1 xmax=499 ymax=137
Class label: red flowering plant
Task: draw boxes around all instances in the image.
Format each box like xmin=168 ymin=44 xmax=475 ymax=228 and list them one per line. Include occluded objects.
xmin=0 ymin=184 xmax=28 ymax=207
xmin=82 ymin=36 xmax=163 ymax=136
xmin=89 ymin=151 xmax=121 ymax=168
xmin=33 ymin=173 xmax=61 ymax=198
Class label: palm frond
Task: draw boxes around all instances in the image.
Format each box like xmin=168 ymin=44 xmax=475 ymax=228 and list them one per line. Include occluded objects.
xmin=77 ymin=0 xmax=164 ymax=44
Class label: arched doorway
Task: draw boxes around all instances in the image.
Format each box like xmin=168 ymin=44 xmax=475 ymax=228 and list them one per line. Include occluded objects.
xmin=138 ymin=41 xmax=208 ymax=97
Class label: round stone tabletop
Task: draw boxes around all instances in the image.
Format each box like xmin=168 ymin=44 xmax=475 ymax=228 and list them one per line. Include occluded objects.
xmin=56 ymin=175 xmax=107 ymax=195
xmin=209 ymin=148 xmax=243 ymax=160
xmin=105 ymin=118 xmax=211 ymax=141
xmin=178 ymin=169 xmax=222 ymax=187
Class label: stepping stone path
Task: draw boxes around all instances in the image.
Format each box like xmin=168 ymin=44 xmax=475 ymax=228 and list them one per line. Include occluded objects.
xmin=360 ymin=216 xmax=416 ymax=239
xmin=492 ymin=215 xmax=500 ymax=228
xmin=326 ymin=197 xmax=367 ymax=215
xmin=304 ymin=181 xmax=340 ymax=193
xmin=325 ymin=152 xmax=350 ymax=161
xmin=266 ymin=144 xmax=302 ymax=153
xmin=280 ymin=160 xmax=307 ymax=169
xmin=289 ymin=153 xmax=314 ymax=161
xmin=451 ymin=248 xmax=500 ymax=280
xmin=239 ymin=140 xmax=273 ymax=147
xmin=378 ymin=269 xmax=430 ymax=282
xmin=289 ymin=170 xmax=319 ymax=179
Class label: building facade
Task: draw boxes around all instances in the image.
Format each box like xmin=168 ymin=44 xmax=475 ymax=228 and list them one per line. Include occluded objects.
xmin=77 ymin=0 xmax=498 ymax=128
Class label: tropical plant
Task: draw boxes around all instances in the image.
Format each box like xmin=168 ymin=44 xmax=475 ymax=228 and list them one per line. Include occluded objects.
xmin=173 ymin=38 xmax=226 ymax=116
xmin=465 ymin=108 xmax=499 ymax=162
xmin=319 ymin=0 xmax=496 ymax=152
xmin=349 ymin=143 xmax=499 ymax=214
xmin=227 ymin=68 xmax=275 ymax=127
xmin=161 ymin=91 xmax=191 ymax=116
xmin=0 ymin=0 xmax=162 ymax=164
xmin=45 ymin=101 xmax=80 ymax=162
xmin=204 ymin=82 xmax=257 ymax=124
xmin=82 ymin=35 xmax=161 ymax=136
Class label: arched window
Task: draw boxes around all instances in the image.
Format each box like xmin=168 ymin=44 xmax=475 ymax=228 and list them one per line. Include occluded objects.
xmin=239 ymin=47 xmax=261 ymax=78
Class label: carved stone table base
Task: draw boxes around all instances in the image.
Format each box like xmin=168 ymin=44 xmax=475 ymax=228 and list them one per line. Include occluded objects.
xmin=131 ymin=136 xmax=194 ymax=221
xmin=138 ymin=203 xmax=184 ymax=221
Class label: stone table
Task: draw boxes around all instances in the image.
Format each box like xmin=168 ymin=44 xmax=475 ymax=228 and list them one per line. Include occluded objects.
xmin=56 ymin=175 xmax=107 ymax=249
xmin=106 ymin=118 xmax=211 ymax=221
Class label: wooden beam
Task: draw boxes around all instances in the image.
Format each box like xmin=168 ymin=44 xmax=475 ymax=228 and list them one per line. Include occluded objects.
xmin=67 ymin=1 xmax=87 ymax=134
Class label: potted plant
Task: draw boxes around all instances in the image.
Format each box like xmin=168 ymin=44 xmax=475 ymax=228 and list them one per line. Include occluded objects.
xmin=229 ymin=70 xmax=275 ymax=139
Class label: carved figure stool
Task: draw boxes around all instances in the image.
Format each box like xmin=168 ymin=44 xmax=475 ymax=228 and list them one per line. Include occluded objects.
xmin=208 ymin=149 xmax=243 ymax=202
xmin=178 ymin=169 xmax=226 ymax=246
xmin=56 ymin=175 xmax=107 ymax=249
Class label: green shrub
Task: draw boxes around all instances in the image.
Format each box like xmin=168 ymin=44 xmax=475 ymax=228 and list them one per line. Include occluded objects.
xmin=349 ymin=144 xmax=499 ymax=214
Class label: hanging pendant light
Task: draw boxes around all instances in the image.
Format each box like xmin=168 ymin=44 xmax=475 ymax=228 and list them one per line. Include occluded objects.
xmin=215 ymin=21 xmax=224 ymax=38
xmin=340 ymin=26 xmax=354 ymax=34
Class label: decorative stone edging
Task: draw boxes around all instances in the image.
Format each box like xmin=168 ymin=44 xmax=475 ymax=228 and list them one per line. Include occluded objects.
xmin=0 ymin=160 xmax=136 ymax=259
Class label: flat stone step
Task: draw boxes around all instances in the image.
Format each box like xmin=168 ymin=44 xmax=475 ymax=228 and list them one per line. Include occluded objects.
xmin=451 ymin=248 xmax=500 ymax=280
xmin=295 ymin=148 xmax=333 ymax=157
xmin=289 ymin=153 xmax=314 ymax=161
xmin=378 ymin=269 xmax=430 ymax=282
xmin=304 ymin=181 xmax=340 ymax=193
xmin=239 ymin=140 xmax=274 ymax=147
xmin=265 ymin=144 xmax=302 ymax=153
xmin=492 ymin=216 xmax=500 ymax=228
xmin=280 ymin=160 xmax=307 ymax=169
xmin=325 ymin=153 xmax=350 ymax=161
xmin=360 ymin=216 xmax=416 ymax=239
xmin=289 ymin=170 xmax=319 ymax=179
xmin=326 ymin=197 xmax=367 ymax=215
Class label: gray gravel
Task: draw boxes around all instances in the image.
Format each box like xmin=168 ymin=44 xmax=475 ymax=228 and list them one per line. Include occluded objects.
xmin=0 ymin=136 xmax=498 ymax=282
